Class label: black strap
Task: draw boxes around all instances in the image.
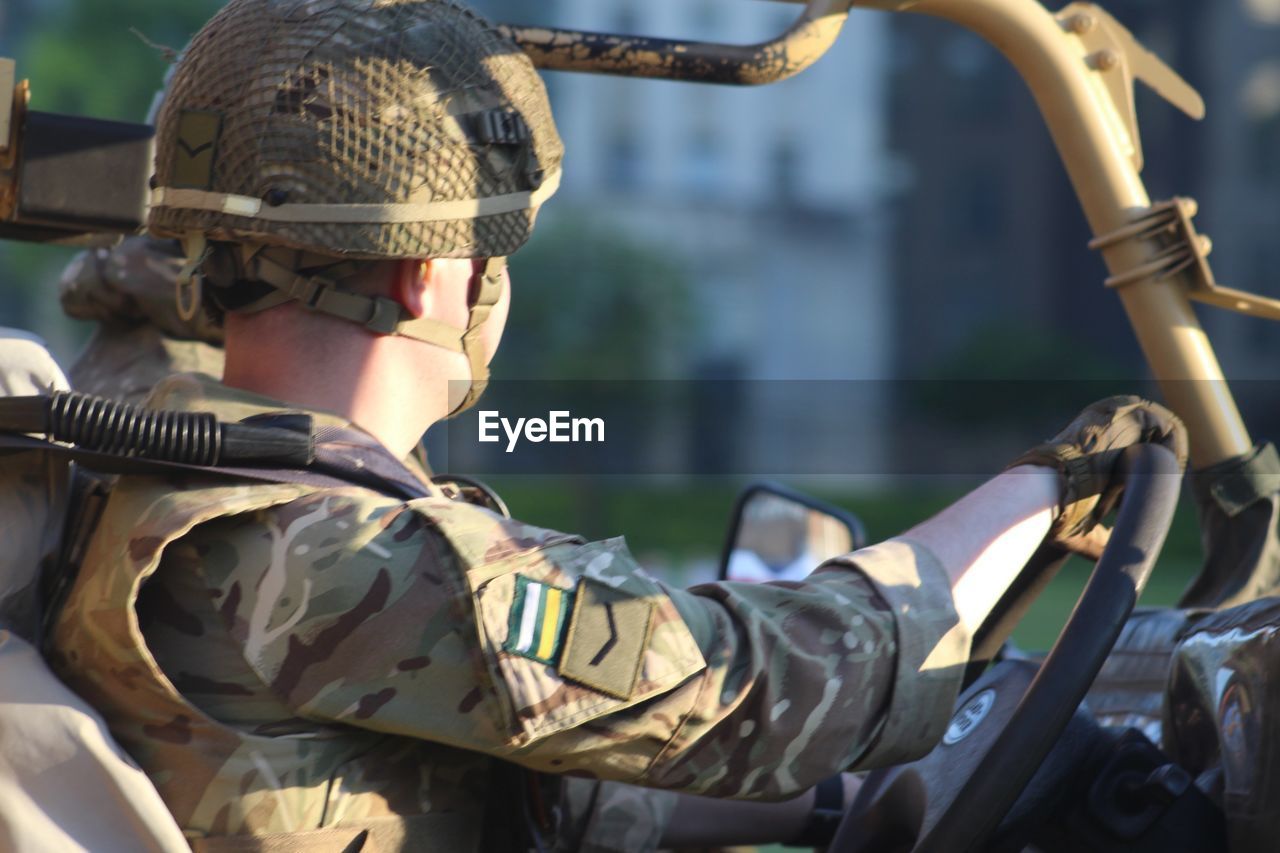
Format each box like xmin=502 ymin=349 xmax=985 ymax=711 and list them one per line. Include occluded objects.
xmin=41 ymin=468 xmax=110 ymax=647
xmin=309 ymin=423 xmax=431 ymax=500
xmin=0 ymin=420 xmax=430 ymax=501
xmin=0 ymin=392 xmax=314 ymax=468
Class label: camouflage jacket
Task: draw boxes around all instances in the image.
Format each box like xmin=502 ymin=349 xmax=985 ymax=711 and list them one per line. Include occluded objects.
xmin=51 ymin=374 xmax=970 ymax=851
xmin=60 ymin=236 xmax=225 ymax=405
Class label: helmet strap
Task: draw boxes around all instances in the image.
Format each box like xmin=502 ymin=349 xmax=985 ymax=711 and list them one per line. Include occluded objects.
xmin=175 ymin=232 xmax=211 ymax=322
xmin=193 ymin=243 xmax=505 ymax=417
xmin=447 ymin=257 xmax=506 ymax=417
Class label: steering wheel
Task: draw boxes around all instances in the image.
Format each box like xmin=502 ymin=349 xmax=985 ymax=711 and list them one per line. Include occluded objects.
xmin=831 ymin=443 xmax=1183 ymax=853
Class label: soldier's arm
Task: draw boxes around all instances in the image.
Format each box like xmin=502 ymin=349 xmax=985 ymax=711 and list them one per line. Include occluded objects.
xmin=503 ymin=466 xmax=1056 ymax=797
xmin=551 ymin=468 xmax=1054 ymax=848
xmin=905 ymin=464 xmax=1059 ymax=636
xmin=199 ymin=467 xmax=1056 ymax=804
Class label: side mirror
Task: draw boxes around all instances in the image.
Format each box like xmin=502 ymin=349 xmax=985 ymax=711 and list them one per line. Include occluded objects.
xmin=719 ymin=482 xmax=867 ymax=582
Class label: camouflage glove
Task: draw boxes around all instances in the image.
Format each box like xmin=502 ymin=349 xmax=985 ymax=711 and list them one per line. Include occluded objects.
xmin=1008 ymin=396 xmax=1188 ymax=554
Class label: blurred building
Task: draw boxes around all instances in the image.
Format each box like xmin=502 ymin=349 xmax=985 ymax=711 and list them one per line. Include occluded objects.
xmin=885 ymin=0 xmax=1280 ymax=445
xmin=1198 ymin=0 xmax=1280 ymax=392
xmin=886 ymin=1 xmax=1204 ymax=377
xmin=474 ymin=0 xmax=897 ymax=480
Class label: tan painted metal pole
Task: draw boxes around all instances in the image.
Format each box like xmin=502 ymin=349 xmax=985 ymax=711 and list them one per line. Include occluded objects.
xmin=863 ymin=0 xmax=1251 ymax=466
xmin=502 ymin=0 xmax=853 ymax=86
xmin=509 ymin=0 xmax=1249 ymax=464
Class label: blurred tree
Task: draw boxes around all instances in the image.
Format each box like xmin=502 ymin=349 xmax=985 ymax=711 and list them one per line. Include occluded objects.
xmin=1 ymin=2 xmax=220 ymax=349
xmin=495 ymin=209 xmax=697 ymax=380
xmin=908 ymin=320 xmax=1140 ymax=428
xmin=18 ymin=0 xmax=221 ymax=120
xmin=478 ymin=211 xmax=699 ymax=533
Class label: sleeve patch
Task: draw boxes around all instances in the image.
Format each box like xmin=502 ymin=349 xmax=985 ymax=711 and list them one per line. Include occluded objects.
xmin=471 ymin=545 xmax=707 ymax=744
xmin=560 ymin=578 xmax=655 ymax=700
xmin=505 ymin=575 xmax=574 ymax=665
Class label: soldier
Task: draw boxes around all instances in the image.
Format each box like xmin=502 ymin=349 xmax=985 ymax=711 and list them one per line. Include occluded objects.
xmin=48 ymin=1 xmax=1186 ymax=850
xmin=0 ymin=327 xmax=68 ymax=639
xmin=0 ymin=240 xmax=230 ymax=852
xmin=59 ymin=235 xmax=224 ymax=404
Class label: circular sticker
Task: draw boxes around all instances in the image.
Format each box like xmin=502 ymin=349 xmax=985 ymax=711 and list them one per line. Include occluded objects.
xmin=943 ymin=689 xmax=996 ymax=746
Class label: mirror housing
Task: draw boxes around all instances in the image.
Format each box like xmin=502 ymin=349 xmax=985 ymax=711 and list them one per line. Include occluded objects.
xmin=719 ymin=481 xmax=866 ymax=582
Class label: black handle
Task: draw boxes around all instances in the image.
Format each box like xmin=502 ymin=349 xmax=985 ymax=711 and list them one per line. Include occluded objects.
xmin=0 ymin=392 xmax=313 ymax=468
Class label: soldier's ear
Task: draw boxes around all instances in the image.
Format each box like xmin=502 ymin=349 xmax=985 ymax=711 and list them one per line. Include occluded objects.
xmin=392 ymin=259 xmax=430 ymax=319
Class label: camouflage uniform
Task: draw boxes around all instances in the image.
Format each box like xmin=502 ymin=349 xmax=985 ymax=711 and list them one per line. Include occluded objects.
xmin=50 ymin=6 xmax=968 ymax=846
xmin=60 ymin=236 xmax=224 ymax=404
xmin=0 ymin=328 xmax=68 ymax=639
xmin=51 ymin=372 xmax=970 ymax=851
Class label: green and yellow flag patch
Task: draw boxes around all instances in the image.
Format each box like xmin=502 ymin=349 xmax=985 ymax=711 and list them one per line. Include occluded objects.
xmin=505 ymin=576 xmax=573 ymax=665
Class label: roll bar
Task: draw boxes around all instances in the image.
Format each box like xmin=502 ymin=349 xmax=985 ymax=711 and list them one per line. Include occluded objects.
xmin=892 ymin=0 xmax=1248 ymax=468
xmin=497 ymin=0 xmax=854 ymax=86
xmin=505 ymin=0 xmax=1257 ymax=467
xmin=0 ymin=1 xmax=1262 ymax=465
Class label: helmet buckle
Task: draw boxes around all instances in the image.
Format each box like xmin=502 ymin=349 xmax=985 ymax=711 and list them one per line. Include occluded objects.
xmin=365 ymin=298 xmax=402 ymax=335
xmin=286 ymin=274 xmax=330 ymax=311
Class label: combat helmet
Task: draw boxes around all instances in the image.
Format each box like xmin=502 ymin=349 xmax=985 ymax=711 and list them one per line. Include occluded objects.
xmin=148 ymin=0 xmax=564 ymax=413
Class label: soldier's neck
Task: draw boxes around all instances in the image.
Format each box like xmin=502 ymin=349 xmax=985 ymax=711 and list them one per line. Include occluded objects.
xmin=223 ymin=310 xmax=450 ymax=459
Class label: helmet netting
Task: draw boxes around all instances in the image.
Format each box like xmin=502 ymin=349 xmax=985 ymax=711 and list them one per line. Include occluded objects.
xmin=149 ymin=0 xmax=563 ymax=259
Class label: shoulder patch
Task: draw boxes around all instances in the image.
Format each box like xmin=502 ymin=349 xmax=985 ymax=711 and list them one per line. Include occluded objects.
xmin=560 ymin=578 xmax=655 ymax=700
xmin=505 ymin=575 xmax=573 ymax=665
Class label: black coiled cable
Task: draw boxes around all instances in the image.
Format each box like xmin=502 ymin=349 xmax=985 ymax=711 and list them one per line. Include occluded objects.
xmin=47 ymin=391 xmax=222 ymax=466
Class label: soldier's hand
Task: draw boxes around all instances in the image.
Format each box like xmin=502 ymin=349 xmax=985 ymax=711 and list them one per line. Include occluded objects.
xmin=1008 ymin=396 xmax=1188 ymax=554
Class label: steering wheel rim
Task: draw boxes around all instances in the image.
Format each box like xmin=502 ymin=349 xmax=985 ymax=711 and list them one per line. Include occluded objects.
xmin=832 ymin=443 xmax=1183 ymax=853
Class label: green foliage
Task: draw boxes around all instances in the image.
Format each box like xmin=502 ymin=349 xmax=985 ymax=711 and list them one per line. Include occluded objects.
xmin=1 ymin=1 xmax=219 ymax=337
xmin=936 ymin=321 xmax=1125 ymax=381
xmin=18 ymin=0 xmax=220 ymax=120
xmin=496 ymin=210 xmax=696 ymax=380
xmin=908 ymin=320 xmax=1140 ymax=428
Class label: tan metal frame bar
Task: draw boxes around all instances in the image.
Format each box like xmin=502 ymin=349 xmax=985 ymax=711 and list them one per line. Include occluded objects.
xmin=507 ymin=0 xmax=1252 ymax=465
xmin=499 ymin=0 xmax=854 ymax=86
xmin=867 ymin=0 xmax=1251 ymax=465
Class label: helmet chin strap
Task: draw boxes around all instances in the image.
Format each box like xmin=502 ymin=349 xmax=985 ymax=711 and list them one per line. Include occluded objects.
xmin=182 ymin=235 xmax=505 ymax=417
xmin=446 ymin=257 xmax=505 ymax=417
xmin=175 ymin=233 xmax=211 ymax=322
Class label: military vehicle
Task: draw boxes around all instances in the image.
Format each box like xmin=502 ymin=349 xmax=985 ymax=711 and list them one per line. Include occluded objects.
xmin=1 ymin=0 xmax=1275 ymax=850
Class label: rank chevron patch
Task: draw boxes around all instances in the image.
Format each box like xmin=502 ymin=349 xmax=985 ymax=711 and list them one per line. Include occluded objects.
xmin=505 ymin=576 xmax=574 ymax=665
xmin=559 ymin=577 xmax=654 ymax=700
